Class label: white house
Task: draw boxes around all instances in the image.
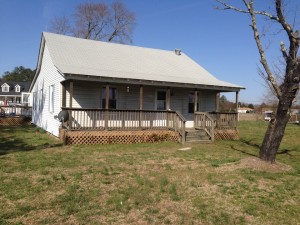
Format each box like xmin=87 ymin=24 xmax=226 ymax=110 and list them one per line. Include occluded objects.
xmin=238 ymin=107 xmax=254 ymax=113
xmin=0 ymin=81 xmax=31 ymax=106
xmin=29 ymin=32 xmax=244 ymax=142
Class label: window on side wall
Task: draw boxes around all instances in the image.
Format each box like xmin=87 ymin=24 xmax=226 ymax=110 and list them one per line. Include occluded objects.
xmin=49 ymin=85 xmax=54 ymax=113
xmin=39 ymin=89 xmax=43 ymax=110
xmin=33 ymin=92 xmax=37 ymax=110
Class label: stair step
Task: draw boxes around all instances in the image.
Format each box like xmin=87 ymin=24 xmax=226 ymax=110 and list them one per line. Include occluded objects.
xmin=186 ymin=136 xmax=210 ymax=142
xmin=186 ymin=139 xmax=212 ymax=143
xmin=185 ymin=129 xmax=212 ymax=142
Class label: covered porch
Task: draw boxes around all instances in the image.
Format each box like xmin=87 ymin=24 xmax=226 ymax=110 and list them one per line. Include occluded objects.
xmin=59 ymin=78 xmax=240 ymax=144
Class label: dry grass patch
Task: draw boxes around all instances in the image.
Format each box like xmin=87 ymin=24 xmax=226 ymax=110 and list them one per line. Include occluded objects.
xmin=216 ymin=156 xmax=293 ymax=173
xmin=0 ymin=122 xmax=300 ymax=225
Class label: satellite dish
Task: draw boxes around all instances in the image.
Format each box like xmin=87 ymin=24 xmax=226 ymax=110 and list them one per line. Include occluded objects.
xmin=56 ymin=110 xmax=69 ymax=122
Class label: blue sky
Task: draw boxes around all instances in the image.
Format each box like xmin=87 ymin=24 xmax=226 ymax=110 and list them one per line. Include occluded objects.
xmin=0 ymin=0 xmax=298 ymax=103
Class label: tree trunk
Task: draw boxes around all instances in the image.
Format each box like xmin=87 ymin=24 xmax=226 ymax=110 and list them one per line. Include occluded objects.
xmin=259 ymin=100 xmax=290 ymax=162
xmin=260 ymin=65 xmax=299 ymax=162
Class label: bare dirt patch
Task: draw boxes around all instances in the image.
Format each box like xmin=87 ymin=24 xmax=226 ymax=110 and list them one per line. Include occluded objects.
xmin=217 ymin=157 xmax=293 ymax=173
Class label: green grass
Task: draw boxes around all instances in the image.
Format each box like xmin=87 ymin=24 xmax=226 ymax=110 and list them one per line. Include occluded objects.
xmin=0 ymin=122 xmax=299 ymax=224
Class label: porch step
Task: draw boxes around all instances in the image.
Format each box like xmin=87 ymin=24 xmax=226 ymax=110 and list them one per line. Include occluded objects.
xmin=185 ymin=129 xmax=212 ymax=143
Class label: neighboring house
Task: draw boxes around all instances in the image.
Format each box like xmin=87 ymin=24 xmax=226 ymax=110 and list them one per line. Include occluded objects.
xmin=238 ymin=107 xmax=254 ymax=113
xmin=0 ymin=81 xmax=31 ymax=106
xmin=29 ymin=32 xmax=244 ymax=142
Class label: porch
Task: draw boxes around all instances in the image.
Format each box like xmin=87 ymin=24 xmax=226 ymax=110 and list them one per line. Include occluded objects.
xmin=58 ymin=79 xmax=239 ymax=144
xmin=59 ymin=107 xmax=238 ymax=145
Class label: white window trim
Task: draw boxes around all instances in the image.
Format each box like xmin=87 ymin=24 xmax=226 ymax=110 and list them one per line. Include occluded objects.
xmin=15 ymin=85 xmax=21 ymax=92
xmin=33 ymin=92 xmax=37 ymax=110
xmin=49 ymin=85 xmax=54 ymax=113
xmin=21 ymin=92 xmax=30 ymax=104
xmin=1 ymin=83 xmax=10 ymax=92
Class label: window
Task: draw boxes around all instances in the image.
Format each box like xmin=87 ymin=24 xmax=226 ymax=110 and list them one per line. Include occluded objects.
xmin=157 ymin=91 xmax=166 ymax=110
xmin=33 ymin=92 xmax=37 ymax=110
xmin=21 ymin=92 xmax=30 ymax=104
xmin=49 ymin=85 xmax=54 ymax=113
xmin=188 ymin=93 xmax=198 ymax=113
xmin=39 ymin=89 xmax=43 ymax=110
xmin=102 ymin=87 xmax=117 ymax=109
xmin=1 ymin=83 xmax=10 ymax=92
xmin=15 ymin=85 xmax=20 ymax=92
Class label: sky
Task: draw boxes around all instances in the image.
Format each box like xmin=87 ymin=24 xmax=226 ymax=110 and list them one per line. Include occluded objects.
xmin=0 ymin=0 xmax=299 ymax=104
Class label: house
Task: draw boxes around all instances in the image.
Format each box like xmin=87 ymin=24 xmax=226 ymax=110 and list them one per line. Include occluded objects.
xmin=29 ymin=32 xmax=244 ymax=144
xmin=0 ymin=81 xmax=31 ymax=106
xmin=238 ymin=107 xmax=254 ymax=113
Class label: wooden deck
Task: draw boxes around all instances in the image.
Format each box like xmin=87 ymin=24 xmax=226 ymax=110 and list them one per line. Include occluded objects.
xmin=0 ymin=106 xmax=32 ymax=126
xmin=60 ymin=108 xmax=239 ymax=144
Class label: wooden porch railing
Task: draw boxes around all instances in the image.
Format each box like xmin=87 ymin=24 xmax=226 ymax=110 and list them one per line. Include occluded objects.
xmin=194 ymin=112 xmax=238 ymax=140
xmin=61 ymin=108 xmax=186 ymax=143
xmin=194 ymin=112 xmax=215 ymax=141
xmin=208 ymin=112 xmax=238 ymax=129
xmin=0 ymin=105 xmax=32 ymax=117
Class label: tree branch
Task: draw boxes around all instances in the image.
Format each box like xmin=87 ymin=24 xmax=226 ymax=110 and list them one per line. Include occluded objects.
xmin=215 ymin=0 xmax=279 ymax=21
xmin=280 ymin=41 xmax=288 ymax=61
xmin=245 ymin=0 xmax=282 ymax=98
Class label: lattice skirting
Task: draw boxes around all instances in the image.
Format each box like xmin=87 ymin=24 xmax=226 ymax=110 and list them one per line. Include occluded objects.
xmin=214 ymin=129 xmax=239 ymax=140
xmin=0 ymin=117 xmax=32 ymax=126
xmin=60 ymin=129 xmax=180 ymax=145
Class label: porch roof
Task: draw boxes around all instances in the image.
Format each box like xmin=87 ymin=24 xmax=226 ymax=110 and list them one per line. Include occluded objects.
xmin=42 ymin=32 xmax=244 ymax=91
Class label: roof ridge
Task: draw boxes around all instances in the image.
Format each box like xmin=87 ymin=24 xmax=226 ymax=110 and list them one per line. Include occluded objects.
xmin=42 ymin=32 xmax=182 ymax=55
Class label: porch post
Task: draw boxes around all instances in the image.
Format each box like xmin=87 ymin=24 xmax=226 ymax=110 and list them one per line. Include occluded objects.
xmin=194 ymin=90 xmax=198 ymax=127
xmin=194 ymin=90 xmax=198 ymax=112
xmin=139 ymin=85 xmax=143 ymax=110
xmin=68 ymin=80 xmax=73 ymax=129
xmin=166 ymin=87 xmax=171 ymax=128
xmin=166 ymin=88 xmax=171 ymax=110
xmin=216 ymin=92 xmax=220 ymax=112
xmin=105 ymin=83 xmax=109 ymax=129
xmin=139 ymin=85 xmax=143 ymax=129
xmin=236 ymin=91 xmax=239 ymax=122
xmin=61 ymin=83 xmax=66 ymax=108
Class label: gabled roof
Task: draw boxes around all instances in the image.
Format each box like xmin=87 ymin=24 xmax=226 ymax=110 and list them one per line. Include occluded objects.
xmin=33 ymin=32 xmax=244 ymax=91
xmin=0 ymin=81 xmax=30 ymax=95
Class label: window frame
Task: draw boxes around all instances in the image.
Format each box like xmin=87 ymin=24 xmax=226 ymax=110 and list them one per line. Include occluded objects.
xmin=49 ymin=85 xmax=55 ymax=113
xmin=1 ymin=83 xmax=10 ymax=92
xmin=15 ymin=85 xmax=21 ymax=92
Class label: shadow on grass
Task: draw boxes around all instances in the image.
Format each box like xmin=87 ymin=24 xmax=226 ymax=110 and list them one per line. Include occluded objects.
xmin=0 ymin=126 xmax=63 ymax=156
xmin=229 ymin=138 xmax=259 ymax=157
xmin=231 ymin=138 xmax=295 ymax=157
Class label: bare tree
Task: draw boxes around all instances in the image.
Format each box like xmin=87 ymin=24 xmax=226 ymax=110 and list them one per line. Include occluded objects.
xmin=49 ymin=1 xmax=135 ymax=44
xmin=50 ymin=15 xmax=72 ymax=35
xmin=216 ymin=0 xmax=300 ymax=162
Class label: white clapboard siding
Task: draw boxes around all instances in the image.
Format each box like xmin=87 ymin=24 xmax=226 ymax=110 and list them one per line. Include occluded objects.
xmin=31 ymin=44 xmax=64 ymax=137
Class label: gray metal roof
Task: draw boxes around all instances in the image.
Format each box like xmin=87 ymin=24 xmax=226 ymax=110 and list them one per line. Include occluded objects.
xmin=0 ymin=81 xmax=30 ymax=96
xmin=43 ymin=32 xmax=243 ymax=90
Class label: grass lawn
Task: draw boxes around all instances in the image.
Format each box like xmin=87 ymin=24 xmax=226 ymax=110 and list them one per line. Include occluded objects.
xmin=0 ymin=122 xmax=299 ymax=224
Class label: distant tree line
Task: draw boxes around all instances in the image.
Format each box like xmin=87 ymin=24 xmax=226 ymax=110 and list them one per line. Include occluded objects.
xmin=0 ymin=66 xmax=35 ymax=82
xmin=219 ymin=95 xmax=254 ymax=112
